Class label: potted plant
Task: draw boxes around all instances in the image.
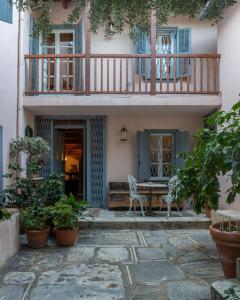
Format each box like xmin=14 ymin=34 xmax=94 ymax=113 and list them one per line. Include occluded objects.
xmin=49 ymin=194 xmax=88 ymax=246
xmin=21 ymin=205 xmax=49 ymax=248
xmin=49 ymin=201 xmax=78 ymax=246
xmin=172 ymin=101 xmax=240 ymax=278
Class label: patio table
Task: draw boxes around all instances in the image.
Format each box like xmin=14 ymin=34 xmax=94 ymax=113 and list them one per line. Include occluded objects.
xmin=136 ymin=182 xmax=167 ymax=216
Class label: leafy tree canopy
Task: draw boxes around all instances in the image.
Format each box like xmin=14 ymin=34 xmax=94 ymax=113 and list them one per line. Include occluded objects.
xmin=15 ymin=0 xmax=236 ymax=40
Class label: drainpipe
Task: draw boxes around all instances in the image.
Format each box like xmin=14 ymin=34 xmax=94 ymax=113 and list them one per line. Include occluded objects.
xmin=16 ymin=10 xmax=24 ymax=138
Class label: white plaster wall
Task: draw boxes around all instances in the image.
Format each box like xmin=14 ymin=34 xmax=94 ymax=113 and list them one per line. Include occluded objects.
xmin=217 ymin=1 xmax=240 ymax=209
xmin=0 ymin=209 xmax=19 ymax=267
xmin=106 ymin=112 xmax=203 ymax=182
xmin=218 ymin=1 xmax=240 ymax=111
xmin=0 ymin=6 xmax=19 ymax=185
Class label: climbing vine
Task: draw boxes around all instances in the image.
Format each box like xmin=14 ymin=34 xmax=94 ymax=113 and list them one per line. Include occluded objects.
xmin=15 ymin=0 xmax=237 ymax=40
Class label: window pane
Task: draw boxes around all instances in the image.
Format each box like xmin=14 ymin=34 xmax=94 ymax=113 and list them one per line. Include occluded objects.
xmin=149 ymin=134 xmax=173 ymax=179
xmin=60 ymin=33 xmax=74 ymax=46
xmin=43 ymin=34 xmax=55 ymax=46
xmin=60 ymin=47 xmax=74 ymax=54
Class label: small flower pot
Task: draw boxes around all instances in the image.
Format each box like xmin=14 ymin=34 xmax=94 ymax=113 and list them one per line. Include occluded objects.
xmin=25 ymin=227 xmax=50 ymax=249
xmin=209 ymin=223 xmax=240 ymax=278
xmin=55 ymin=227 xmax=78 ymax=246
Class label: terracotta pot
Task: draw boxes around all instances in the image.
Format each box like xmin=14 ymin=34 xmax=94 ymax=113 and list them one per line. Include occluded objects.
xmin=25 ymin=227 xmax=50 ymax=249
xmin=55 ymin=227 xmax=78 ymax=246
xmin=209 ymin=223 xmax=240 ymax=278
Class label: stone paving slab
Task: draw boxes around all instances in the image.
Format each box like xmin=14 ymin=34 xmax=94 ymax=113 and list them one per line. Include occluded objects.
xmin=0 ymin=229 xmax=224 ymax=300
xmin=130 ymin=261 xmax=185 ymax=283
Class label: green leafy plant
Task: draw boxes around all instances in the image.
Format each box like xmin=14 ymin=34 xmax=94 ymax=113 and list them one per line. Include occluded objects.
xmin=2 ymin=137 xmax=50 ymax=208
xmin=48 ymin=194 xmax=88 ymax=229
xmin=0 ymin=187 xmax=11 ymax=221
xmin=60 ymin=193 xmax=88 ymax=216
xmin=15 ymin=0 xmax=236 ymax=40
xmin=48 ymin=202 xmax=78 ymax=230
xmin=0 ymin=208 xmax=11 ymax=221
xmin=40 ymin=173 xmax=64 ymax=206
xmin=21 ymin=205 xmax=48 ymax=230
xmin=172 ymin=101 xmax=240 ymax=214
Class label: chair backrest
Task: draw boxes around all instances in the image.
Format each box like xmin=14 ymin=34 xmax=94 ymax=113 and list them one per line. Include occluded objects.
xmin=128 ymin=175 xmax=138 ymax=198
xmin=168 ymin=175 xmax=178 ymax=195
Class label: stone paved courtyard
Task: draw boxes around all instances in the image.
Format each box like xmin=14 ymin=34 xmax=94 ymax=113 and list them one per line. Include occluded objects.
xmin=0 ymin=229 xmax=223 ymax=300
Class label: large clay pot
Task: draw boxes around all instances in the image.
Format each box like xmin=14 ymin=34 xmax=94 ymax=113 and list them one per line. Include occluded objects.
xmin=209 ymin=223 xmax=240 ymax=278
xmin=55 ymin=227 xmax=78 ymax=246
xmin=25 ymin=227 xmax=50 ymax=249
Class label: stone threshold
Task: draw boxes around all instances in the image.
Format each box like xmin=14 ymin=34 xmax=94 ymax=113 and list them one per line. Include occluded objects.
xmin=79 ymin=210 xmax=210 ymax=230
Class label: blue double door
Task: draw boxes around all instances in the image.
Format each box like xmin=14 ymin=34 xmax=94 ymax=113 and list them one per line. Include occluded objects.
xmin=35 ymin=116 xmax=107 ymax=208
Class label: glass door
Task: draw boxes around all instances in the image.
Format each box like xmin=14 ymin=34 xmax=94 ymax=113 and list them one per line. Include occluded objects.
xmin=40 ymin=29 xmax=75 ymax=93
xmin=156 ymin=30 xmax=176 ymax=79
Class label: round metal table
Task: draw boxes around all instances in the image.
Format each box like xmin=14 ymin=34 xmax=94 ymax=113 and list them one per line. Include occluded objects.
xmin=137 ymin=182 xmax=167 ymax=215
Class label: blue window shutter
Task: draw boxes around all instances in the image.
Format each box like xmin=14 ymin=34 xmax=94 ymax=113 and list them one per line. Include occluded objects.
xmin=0 ymin=0 xmax=13 ymax=24
xmin=29 ymin=16 xmax=39 ymax=54
xmin=75 ymin=21 xmax=83 ymax=53
xmin=177 ymin=28 xmax=191 ymax=77
xmin=137 ymin=131 xmax=150 ymax=181
xmin=75 ymin=21 xmax=83 ymax=91
xmin=29 ymin=16 xmax=39 ymax=92
xmin=0 ymin=127 xmax=3 ymax=191
xmin=135 ymin=31 xmax=150 ymax=77
xmin=36 ymin=118 xmax=53 ymax=178
xmin=176 ymin=131 xmax=189 ymax=169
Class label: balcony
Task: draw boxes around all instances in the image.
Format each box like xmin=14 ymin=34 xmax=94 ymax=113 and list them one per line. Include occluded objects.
xmin=24 ymin=53 xmax=220 ymax=96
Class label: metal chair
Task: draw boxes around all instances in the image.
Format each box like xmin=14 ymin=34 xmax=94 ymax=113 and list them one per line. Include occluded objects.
xmin=160 ymin=175 xmax=182 ymax=218
xmin=127 ymin=175 xmax=148 ymax=216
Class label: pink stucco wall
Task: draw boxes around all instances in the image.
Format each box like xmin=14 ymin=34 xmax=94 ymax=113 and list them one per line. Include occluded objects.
xmin=106 ymin=111 xmax=203 ymax=182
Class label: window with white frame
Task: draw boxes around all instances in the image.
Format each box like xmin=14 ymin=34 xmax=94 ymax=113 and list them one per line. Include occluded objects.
xmin=40 ymin=30 xmax=75 ymax=92
xmin=149 ymin=133 xmax=174 ymax=180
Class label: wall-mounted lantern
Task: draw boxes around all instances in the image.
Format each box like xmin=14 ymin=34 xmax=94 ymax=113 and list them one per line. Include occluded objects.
xmin=120 ymin=126 xmax=128 ymax=142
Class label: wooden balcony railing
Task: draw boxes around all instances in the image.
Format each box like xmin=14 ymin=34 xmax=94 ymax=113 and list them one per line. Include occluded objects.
xmin=24 ymin=53 xmax=220 ymax=96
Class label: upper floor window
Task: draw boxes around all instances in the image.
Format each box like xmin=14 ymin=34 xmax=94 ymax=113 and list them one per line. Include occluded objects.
xmin=136 ymin=27 xmax=191 ymax=79
xmin=0 ymin=0 xmax=13 ymax=24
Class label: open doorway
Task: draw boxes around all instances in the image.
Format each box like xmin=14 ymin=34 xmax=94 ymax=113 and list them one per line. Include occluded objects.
xmin=54 ymin=128 xmax=85 ymax=200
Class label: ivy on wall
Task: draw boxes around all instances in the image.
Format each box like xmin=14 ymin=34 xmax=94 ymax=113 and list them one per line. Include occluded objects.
xmin=15 ymin=0 xmax=237 ymax=40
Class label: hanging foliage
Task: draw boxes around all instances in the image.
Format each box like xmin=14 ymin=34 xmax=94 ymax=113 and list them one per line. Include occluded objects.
xmin=15 ymin=0 xmax=237 ymax=40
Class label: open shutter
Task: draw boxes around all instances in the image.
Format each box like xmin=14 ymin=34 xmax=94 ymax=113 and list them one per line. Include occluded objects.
xmin=36 ymin=118 xmax=53 ymax=178
xmin=177 ymin=28 xmax=191 ymax=77
xmin=0 ymin=127 xmax=3 ymax=192
xmin=88 ymin=117 xmax=107 ymax=208
xmin=137 ymin=131 xmax=150 ymax=181
xmin=75 ymin=21 xmax=83 ymax=92
xmin=135 ymin=31 xmax=150 ymax=78
xmin=29 ymin=16 xmax=39 ymax=92
xmin=0 ymin=0 xmax=13 ymax=23
xmin=176 ymin=131 xmax=189 ymax=169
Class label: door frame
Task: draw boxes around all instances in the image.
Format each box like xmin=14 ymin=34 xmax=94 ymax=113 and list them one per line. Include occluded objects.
xmin=53 ymin=124 xmax=86 ymax=201
xmin=39 ymin=28 xmax=75 ymax=92
xmin=35 ymin=115 xmax=107 ymax=207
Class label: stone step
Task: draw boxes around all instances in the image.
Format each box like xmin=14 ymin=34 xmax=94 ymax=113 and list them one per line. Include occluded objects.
xmin=78 ymin=217 xmax=211 ymax=230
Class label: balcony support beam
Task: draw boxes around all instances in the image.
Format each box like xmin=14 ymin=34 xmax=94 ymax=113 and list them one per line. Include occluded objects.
xmin=150 ymin=10 xmax=157 ymax=96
